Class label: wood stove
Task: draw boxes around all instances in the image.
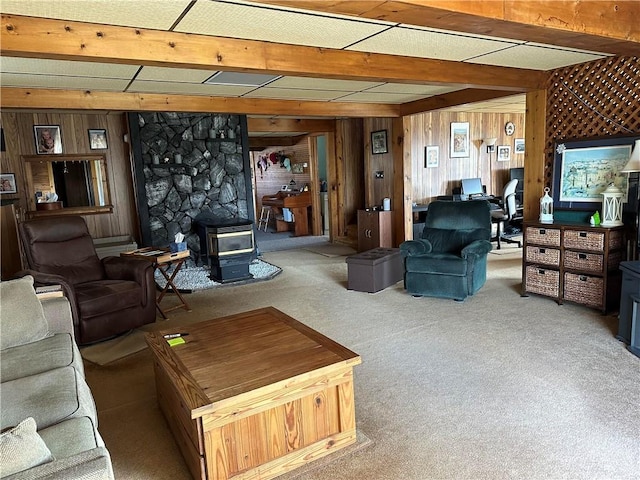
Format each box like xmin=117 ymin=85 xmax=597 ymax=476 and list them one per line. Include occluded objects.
xmin=196 ymin=217 xmax=255 ymax=283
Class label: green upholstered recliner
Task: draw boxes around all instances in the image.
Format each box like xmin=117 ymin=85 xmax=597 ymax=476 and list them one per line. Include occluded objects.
xmin=400 ymin=200 xmax=493 ymax=301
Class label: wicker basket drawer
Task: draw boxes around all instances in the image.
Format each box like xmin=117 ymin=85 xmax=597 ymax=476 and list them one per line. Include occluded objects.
xmin=563 ymin=230 xmax=604 ymax=251
xmin=525 ymin=266 xmax=559 ymax=297
xmin=563 ymin=273 xmax=604 ymax=308
xmin=525 ymin=226 xmax=561 ymax=247
xmin=525 ymin=246 xmax=560 ymax=266
xmin=563 ymin=250 xmax=603 ymax=273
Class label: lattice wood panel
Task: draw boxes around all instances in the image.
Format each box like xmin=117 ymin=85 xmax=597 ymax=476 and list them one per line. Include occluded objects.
xmin=544 ymin=56 xmax=640 ymax=186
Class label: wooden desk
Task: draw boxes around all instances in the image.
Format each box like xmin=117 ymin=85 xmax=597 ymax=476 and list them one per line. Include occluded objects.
xmin=121 ymin=247 xmax=191 ymax=319
xmin=145 ymin=307 xmax=361 ymax=480
xmin=261 ymin=190 xmax=312 ymax=236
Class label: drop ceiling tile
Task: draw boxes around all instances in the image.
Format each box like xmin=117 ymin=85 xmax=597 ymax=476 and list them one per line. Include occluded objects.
xmin=204 ymin=72 xmax=281 ymax=86
xmin=137 ymin=66 xmax=218 ymax=83
xmin=335 ymin=92 xmax=427 ymax=104
xmin=244 ymin=88 xmax=349 ymax=101
xmin=0 ymin=0 xmax=192 ymax=29
xmin=128 ymin=80 xmax=254 ymax=96
xmin=268 ymin=76 xmax=383 ymax=91
xmin=0 ymin=57 xmax=138 ymax=78
xmin=0 ymin=73 xmax=129 ymax=91
xmin=466 ymin=44 xmax=609 ymax=69
xmin=347 ymin=26 xmax=518 ymax=61
xmin=364 ymin=83 xmax=459 ymax=95
xmin=175 ymin=1 xmax=390 ymax=49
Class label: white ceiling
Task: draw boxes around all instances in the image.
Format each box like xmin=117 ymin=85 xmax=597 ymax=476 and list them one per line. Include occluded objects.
xmin=0 ymin=0 xmax=614 ymax=135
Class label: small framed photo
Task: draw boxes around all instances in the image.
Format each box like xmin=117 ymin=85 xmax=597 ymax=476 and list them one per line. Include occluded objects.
xmin=425 ymin=145 xmax=439 ymax=168
xmin=450 ymin=122 xmax=470 ymax=158
xmin=497 ymin=145 xmax=511 ymax=162
xmin=514 ymin=138 xmax=525 ymax=153
xmin=371 ymin=130 xmax=388 ymax=154
xmin=0 ymin=173 xmax=17 ymax=194
xmin=34 ymin=125 xmax=62 ymax=154
xmin=88 ymin=129 xmax=108 ymax=150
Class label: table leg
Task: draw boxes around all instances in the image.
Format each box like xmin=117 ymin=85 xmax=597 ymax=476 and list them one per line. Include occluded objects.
xmin=155 ymin=260 xmax=192 ymax=318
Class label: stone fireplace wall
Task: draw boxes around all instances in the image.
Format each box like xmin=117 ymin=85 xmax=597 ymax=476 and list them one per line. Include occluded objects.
xmin=129 ymin=112 xmax=254 ymax=259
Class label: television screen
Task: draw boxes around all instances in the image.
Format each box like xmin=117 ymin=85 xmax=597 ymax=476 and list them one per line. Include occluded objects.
xmin=461 ymin=177 xmax=483 ymax=196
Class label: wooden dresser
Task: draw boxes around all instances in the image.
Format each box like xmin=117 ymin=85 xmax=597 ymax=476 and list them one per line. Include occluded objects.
xmin=357 ymin=210 xmax=392 ymax=252
xmin=522 ymin=221 xmax=625 ymax=313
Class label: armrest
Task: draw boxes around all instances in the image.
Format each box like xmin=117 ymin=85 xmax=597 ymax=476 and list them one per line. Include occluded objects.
xmin=16 ymin=270 xmax=80 ymax=332
xmin=461 ymin=240 xmax=493 ymax=258
xmin=6 ymin=447 xmax=114 ymax=480
xmin=39 ymin=296 xmax=74 ymax=337
xmin=102 ymin=257 xmax=154 ymax=308
xmin=400 ymin=239 xmax=432 ymax=256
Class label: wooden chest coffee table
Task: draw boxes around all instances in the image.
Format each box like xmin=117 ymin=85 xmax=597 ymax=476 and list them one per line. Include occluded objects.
xmin=145 ymin=307 xmax=361 ymax=480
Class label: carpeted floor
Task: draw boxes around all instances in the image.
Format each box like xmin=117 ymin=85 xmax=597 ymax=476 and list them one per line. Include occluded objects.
xmin=84 ymin=247 xmax=640 ymax=480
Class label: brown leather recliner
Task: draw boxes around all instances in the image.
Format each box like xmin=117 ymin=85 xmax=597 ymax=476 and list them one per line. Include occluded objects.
xmin=18 ymin=216 xmax=156 ymax=345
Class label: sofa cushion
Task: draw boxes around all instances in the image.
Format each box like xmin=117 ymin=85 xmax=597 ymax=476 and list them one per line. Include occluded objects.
xmin=405 ymin=252 xmax=468 ymax=276
xmin=0 ymin=275 xmax=49 ymax=350
xmin=421 ymin=227 xmax=488 ymax=254
xmin=39 ymin=417 xmax=100 ymax=461
xmin=76 ymin=280 xmax=142 ymax=319
xmin=0 ymin=417 xmax=53 ymax=477
xmin=0 ymin=333 xmax=79 ymax=383
xmin=1 ymin=367 xmax=97 ymax=431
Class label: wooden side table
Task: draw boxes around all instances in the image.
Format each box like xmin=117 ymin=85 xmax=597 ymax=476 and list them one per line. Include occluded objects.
xmin=121 ymin=247 xmax=192 ymax=319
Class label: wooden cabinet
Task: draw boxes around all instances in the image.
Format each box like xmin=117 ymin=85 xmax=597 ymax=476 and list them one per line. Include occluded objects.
xmin=522 ymin=222 xmax=625 ymax=313
xmin=357 ymin=210 xmax=392 ymax=252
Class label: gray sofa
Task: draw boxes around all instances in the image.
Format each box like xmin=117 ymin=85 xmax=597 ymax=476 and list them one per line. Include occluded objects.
xmin=0 ymin=275 xmax=113 ymax=479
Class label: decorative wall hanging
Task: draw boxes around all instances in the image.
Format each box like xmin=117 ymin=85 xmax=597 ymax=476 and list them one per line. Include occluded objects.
xmin=425 ymin=145 xmax=439 ymax=168
xmin=34 ymin=125 xmax=62 ymax=154
xmin=371 ymin=130 xmax=388 ymax=154
xmin=88 ymin=129 xmax=108 ymax=150
xmin=514 ymin=138 xmax=525 ymax=153
xmin=450 ymin=122 xmax=469 ymax=158
xmin=552 ymin=135 xmax=637 ymax=212
xmin=0 ymin=173 xmax=17 ymax=194
xmin=497 ymin=145 xmax=511 ymax=162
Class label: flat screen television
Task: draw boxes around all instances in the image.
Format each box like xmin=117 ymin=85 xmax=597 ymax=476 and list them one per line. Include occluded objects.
xmin=461 ymin=177 xmax=484 ymax=197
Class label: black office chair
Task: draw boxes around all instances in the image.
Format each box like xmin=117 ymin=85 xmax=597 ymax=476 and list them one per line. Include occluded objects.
xmin=491 ymin=179 xmax=522 ymax=249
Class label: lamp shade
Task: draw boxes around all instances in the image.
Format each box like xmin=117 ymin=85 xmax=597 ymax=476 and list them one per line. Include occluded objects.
xmin=621 ymin=139 xmax=640 ymax=173
xmin=483 ymin=138 xmax=498 ymax=146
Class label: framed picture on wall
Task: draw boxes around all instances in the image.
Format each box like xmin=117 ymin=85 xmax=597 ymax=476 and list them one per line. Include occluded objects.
xmin=371 ymin=130 xmax=388 ymax=154
xmin=0 ymin=173 xmax=17 ymax=194
xmin=88 ymin=129 xmax=108 ymax=150
xmin=425 ymin=145 xmax=439 ymax=168
xmin=497 ymin=145 xmax=511 ymax=162
xmin=33 ymin=125 xmax=62 ymax=154
xmin=450 ymin=122 xmax=469 ymax=158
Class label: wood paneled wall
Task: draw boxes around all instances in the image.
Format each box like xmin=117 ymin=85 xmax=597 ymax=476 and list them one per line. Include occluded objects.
xmin=335 ymin=119 xmax=364 ymax=236
xmin=406 ymin=111 xmax=525 ymax=204
xmin=0 ymin=112 xmax=138 ymax=240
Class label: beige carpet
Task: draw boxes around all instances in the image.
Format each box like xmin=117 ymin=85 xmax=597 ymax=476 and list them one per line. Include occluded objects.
xmin=84 ymin=248 xmax=640 ymax=480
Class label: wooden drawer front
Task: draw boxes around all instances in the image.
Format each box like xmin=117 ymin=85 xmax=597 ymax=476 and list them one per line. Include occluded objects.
xmin=563 ymin=273 xmax=604 ymax=308
xmin=563 ymin=230 xmax=604 ymax=251
xmin=563 ymin=251 xmax=603 ymax=273
xmin=525 ymin=246 xmax=560 ymax=266
xmin=526 ymin=227 xmax=561 ymax=247
xmin=525 ymin=266 xmax=559 ymax=297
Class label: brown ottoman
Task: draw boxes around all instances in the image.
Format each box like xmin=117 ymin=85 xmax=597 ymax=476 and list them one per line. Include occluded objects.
xmin=346 ymin=247 xmax=403 ymax=293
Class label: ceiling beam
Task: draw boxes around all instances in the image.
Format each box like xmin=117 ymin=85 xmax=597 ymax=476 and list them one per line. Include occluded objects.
xmin=247 ymin=118 xmax=336 ymax=133
xmin=0 ymin=87 xmax=401 ymax=117
xmin=249 ymin=137 xmax=301 ymax=150
xmin=255 ymin=1 xmax=640 ymax=56
xmin=0 ymin=14 xmax=545 ymax=91
xmin=400 ymin=89 xmax=521 ymax=116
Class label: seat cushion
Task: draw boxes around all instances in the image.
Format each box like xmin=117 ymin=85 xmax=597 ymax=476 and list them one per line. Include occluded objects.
xmin=1 ymin=366 xmax=97 ymax=431
xmin=39 ymin=417 xmax=101 ymax=460
xmin=0 ymin=275 xmax=49 ymax=350
xmin=76 ymin=280 xmax=142 ymax=319
xmin=405 ymin=253 xmax=468 ymax=276
xmin=0 ymin=333 xmax=82 ymax=383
